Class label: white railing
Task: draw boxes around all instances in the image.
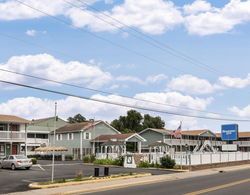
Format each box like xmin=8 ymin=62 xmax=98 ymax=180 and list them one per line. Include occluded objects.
xmin=164 ymin=139 xmax=225 ymax=146
xmin=27 ymin=138 xmax=49 ymax=145
xmin=0 ymin=131 xmax=25 ymax=141
xmin=233 ymin=141 xmax=250 ymax=146
xmin=164 ymin=139 xmax=199 ymax=145
xmin=96 ymin=153 xmax=118 ymax=160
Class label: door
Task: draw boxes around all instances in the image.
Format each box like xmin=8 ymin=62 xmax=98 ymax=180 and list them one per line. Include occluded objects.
xmin=6 ymin=144 xmax=10 ymax=156
xmin=12 ymin=145 xmax=17 ymax=155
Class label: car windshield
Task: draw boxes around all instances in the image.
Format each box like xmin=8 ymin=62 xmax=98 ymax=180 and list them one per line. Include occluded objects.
xmin=15 ymin=155 xmax=28 ymax=159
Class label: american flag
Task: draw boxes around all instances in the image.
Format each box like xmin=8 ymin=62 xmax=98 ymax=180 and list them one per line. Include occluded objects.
xmin=171 ymin=121 xmax=182 ymax=139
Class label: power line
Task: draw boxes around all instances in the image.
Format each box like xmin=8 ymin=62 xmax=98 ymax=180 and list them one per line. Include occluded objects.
xmin=0 ymin=26 xmax=237 ymax=118
xmin=0 ymin=79 xmax=250 ymax=122
xmin=15 ymin=0 xmax=184 ymax=74
xmin=0 ymin=67 xmax=241 ymax=118
xmin=69 ymin=0 xmax=222 ymax=76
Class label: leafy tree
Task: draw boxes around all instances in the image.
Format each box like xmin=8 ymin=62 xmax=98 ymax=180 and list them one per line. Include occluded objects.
xmin=111 ymin=110 xmax=165 ymax=133
xmin=67 ymin=114 xmax=87 ymax=123
xmin=142 ymin=114 xmax=165 ymax=129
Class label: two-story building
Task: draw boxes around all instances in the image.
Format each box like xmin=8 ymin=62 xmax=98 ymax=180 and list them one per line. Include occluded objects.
xmin=139 ymin=128 xmax=221 ymax=153
xmin=24 ymin=117 xmax=67 ymax=155
xmin=49 ymin=120 xmax=121 ymax=160
xmin=0 ymin=114 xmax=30 ymax=157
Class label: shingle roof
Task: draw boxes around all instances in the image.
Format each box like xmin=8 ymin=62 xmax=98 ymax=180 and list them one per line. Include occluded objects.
xmin=181 ymin=130 xmax=210 ymax=136
xmin=54 ymin=121 xmax=101 ymax=133
xmin=216 ymin=132 xmax=250 ymax=138
xmin=93 ymin=133 xmax=135 ymax=142
xmin=0 ymin=114 xmax=30 ymax=124
xmin=140 ymin=128 xmax=172 ymax=135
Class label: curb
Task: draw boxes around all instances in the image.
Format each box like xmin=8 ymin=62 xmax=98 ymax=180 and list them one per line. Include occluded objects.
xmin=29 ymin=173 xmax=152 ymax=189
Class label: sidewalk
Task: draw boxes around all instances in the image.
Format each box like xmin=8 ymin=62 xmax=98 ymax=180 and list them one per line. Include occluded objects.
xmin=9 ymin=164 xmax=250 ymax=195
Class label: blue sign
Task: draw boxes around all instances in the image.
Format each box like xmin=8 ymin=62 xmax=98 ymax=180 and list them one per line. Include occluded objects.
xmin=221 ymin=124 xmax=238 ymax=141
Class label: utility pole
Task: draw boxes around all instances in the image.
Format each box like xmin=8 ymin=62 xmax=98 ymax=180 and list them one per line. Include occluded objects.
xmin=51 ymin=102 xmax=57 ymax=183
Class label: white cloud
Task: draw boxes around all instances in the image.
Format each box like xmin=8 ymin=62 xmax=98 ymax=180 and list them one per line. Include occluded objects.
xmin=66 ymin=0 xmax=183 ymax=34
xmin=219 ymin=74 xmax=250 ymax=88
xmin=0 ymin=53 xmax=112 ymax=88
xmin=26 ymin=29 xmax=37 ymax=36
xmin=116 ymin=74 xmax=168 ymax=85
xmin=0 ymin=91 xmax=213 ymax=122
xmin=26 ymin=29 xmax=47 ymax=36
xmin=1 ymin=0 xmax=250 ymax=36
xmin=167 ymin=74 xmax=220 ymax=95
xmin=184 ymin=0 xmax=250 ymax=36
xmin=229 ymin=105 xmax=250 ymax=118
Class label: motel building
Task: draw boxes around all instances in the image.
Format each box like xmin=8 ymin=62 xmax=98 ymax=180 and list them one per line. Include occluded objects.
xmin=0 ymin=115 xmax=30 ymax=157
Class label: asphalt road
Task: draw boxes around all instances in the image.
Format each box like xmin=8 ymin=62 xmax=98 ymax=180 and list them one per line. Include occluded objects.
xmin=89 ymin=168 xmax=250 ymax=195
xmin=0 ymin=160 xmax=175 ymax=194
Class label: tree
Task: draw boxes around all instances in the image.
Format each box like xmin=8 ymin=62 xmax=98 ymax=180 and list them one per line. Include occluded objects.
xmin=67 ymin=114 xmax=87 ymax=123
xmin=142 ymin=114 xmax=165 ymax=129
xmin=111 ymin=110 xmax=165 ymax=133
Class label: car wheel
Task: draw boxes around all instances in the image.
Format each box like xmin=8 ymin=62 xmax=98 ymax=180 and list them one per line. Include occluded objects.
xmin=25 ymin=167 xmax=30 ymax=170
xmin=11 ymin=164 xmax=16 ymax=170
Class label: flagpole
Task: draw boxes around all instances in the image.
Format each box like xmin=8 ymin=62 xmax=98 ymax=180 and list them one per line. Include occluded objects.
xmin=180 ymin=121 xmax=183 ymax=170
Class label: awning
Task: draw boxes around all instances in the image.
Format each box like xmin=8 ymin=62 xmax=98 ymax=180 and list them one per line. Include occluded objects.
xmin=34 ymin=146 xmax=68 ymax=152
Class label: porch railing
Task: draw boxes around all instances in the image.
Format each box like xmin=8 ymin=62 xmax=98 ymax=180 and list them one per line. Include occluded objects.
xmin=0 ymin=131 xmax=25 ymax=141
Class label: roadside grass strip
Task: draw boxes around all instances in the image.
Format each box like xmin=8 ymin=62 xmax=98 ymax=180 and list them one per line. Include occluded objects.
xmin=29 ymin=172 xmax=152 ymax=189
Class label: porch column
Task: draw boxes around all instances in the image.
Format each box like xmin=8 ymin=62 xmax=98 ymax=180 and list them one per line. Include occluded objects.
xmin=80 ymin=130 xmax=83 ymax=160
xmin=25 ymin=124 xmax=27 ymax=156
xmin=124 ymin=142 xmax=127 ymax=154
xmin=138 ymin=141 xmax=142 ymax=154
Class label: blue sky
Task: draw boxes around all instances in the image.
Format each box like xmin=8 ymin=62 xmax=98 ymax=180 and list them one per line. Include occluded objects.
xmin=0 ymin=0 xmax=250 ymax=132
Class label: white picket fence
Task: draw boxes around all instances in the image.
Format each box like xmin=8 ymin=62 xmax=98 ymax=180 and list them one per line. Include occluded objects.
xmin=173 ymin=152 xmax=250 ymax=166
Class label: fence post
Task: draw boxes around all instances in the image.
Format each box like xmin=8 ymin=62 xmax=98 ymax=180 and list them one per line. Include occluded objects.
xmin=220 ymin=152 xmax=221 ymax=163
xmin=200 ymin=154 xmax=202 ymax=165
xmin=210 ymin=153 xmax=212 ymax=164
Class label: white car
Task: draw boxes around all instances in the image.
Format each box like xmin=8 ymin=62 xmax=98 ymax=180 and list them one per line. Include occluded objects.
xmin=0 ymin=155 xmax=32 ymax=170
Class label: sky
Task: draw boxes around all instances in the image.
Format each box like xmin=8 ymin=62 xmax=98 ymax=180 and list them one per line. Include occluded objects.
xmin=0 ymin=0 xmax=250 ymax=132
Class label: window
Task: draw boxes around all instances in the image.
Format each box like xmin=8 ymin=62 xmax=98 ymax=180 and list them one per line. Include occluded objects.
xmin=0 ymin=145 xmax=4 ymax=154
xmin=28 ymin=133 xmax=35 ymax=138
xmin=0 ymin=124 xmax=7 ymax=131
xmin=68 ymin=133 xmax=74 ymax=140
xmin=85 ymin=132 xmax=91 ymax=140
xmin=36 ymin=134 xmax=48 ymax=139
xmin=56 ymin=134 xmax=62 ymax=141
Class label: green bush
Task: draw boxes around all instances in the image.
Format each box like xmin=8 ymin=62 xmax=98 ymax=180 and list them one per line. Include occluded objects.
xmin=113 ymin=156 xmax=124 ymax=166
xmin=138 ymin=161 xmax=151 ymax=168
xmin=31 ymin=158 xmax=37 ymax=165
xmin=160 ymin=156 xmax=176 ymax=169
xmin=65 ymin=155 xmax=73 ymax=161
xmin=93 ymin=157 xmax=123 ymax=166
xmin=83 ymin=155 xmax=96 ymax=163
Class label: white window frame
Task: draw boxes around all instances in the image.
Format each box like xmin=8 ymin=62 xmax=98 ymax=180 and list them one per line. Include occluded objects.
xmin=84 ymin=132 xmax=91 ymax=140
xmin=68 ymin=133 xmax=74 ymax=140
xmin=56 ymin=134 xmax=59 ymax=141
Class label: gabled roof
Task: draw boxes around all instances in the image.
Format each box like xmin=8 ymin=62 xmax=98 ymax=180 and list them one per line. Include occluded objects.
xmin=92 ymin=133 xmax=146 ymax=142
xmin=54 ymin=121 xmax=120 ymax=134
xmin=181 ymin=130 xmax=215 ymax=136
xmin=139 ymin=128 xmax=172 ymax=135
xmin=0 ymin=114 xmax=30 ymax=124
xmin=31 ymin=116 xmax=67 ymax=125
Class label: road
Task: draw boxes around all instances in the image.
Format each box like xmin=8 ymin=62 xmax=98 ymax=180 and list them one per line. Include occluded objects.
xmin=0 ymin=160 xmax=175 ymax=194
xmin=89 ymin=168 xmax=250 ymax=195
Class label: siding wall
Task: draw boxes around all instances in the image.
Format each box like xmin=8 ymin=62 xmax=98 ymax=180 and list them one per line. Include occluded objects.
xmin=140 ymin=130 xmax=164 ymax=147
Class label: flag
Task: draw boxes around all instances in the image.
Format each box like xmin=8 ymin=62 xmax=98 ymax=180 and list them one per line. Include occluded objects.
xmin=171 ymin=121 xmax=182 ymax=139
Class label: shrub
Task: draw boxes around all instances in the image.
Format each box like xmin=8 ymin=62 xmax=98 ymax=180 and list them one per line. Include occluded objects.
xmin=65 ymin=155 xmax=73 ymax=161
xmin=31 ymin=158 xmax=37 ymax=165
xmin=83 ymin=155 xmax=96 ymax=163
xmin=93 ymin=157 xmax=123 ymax=166
xmin=113 ymin=156 xmax=124 ymax=166
xmin=138 ymin=161 xmax=151 ymax=168
xmin=160 ymin=156 xmax=176 ymax=169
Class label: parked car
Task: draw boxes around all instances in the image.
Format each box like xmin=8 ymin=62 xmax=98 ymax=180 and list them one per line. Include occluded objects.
xmin=0 ymin=155 xmax=32 ymax=170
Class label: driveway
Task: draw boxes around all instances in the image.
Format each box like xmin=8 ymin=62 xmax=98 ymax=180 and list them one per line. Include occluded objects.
xmin=0 ymin=160 xmax=177 ymax=194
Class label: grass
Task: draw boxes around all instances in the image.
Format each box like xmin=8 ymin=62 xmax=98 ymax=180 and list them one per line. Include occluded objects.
xmin=37 ymin=172 xmax=147 ymax=186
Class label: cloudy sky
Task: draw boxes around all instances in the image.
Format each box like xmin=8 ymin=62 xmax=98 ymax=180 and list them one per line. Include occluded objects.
xmin=0 ymin=0 xmax=250 ymax=131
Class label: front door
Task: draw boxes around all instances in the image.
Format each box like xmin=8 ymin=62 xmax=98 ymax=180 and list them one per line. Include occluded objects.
xmin=6 ymin=144 xmax=11 ymax=156
xmin=12 ymin=144 xmax=18 ymax=155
